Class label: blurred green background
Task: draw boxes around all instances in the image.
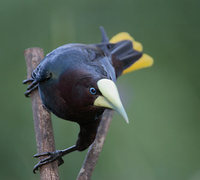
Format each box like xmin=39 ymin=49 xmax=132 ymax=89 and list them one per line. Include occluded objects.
xmin=0 ymin=0 xmax=200 ymax=179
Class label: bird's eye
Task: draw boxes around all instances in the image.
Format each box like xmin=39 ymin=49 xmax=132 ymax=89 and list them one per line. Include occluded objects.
xmin=89 ymin=87 xmax=97 ymax=95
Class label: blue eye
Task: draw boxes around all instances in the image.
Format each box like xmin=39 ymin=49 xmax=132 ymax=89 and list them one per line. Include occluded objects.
xmin=89 ymin=87 xmax=96 ymax=95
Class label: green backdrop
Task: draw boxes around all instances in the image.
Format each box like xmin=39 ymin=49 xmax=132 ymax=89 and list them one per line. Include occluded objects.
xmin=0 ymin=0 xmax=200 ymax=179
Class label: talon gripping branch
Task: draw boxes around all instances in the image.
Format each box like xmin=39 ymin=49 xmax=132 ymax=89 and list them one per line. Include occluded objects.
xmin=23 ymin=27 xmax=153 ymax=172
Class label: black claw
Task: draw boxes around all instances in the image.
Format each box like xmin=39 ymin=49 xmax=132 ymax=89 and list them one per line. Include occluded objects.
xmin=33 ymin=160 xmax=48 ymax=174
xmin=24 ymin=84 xmax=38 ymax=97
xmin=27 ymin=80 xmax=37 ymax=90
xmin=33 ymin=150 xmax=64 ymax=173
xmin=23 ymin=78 xmax=34 ymax=84
xmin=33 ymin=169 xmax=38 ymax=174
xmin=23 ymin=78 xmax=38 ymax=97
xmin=34 ymin=152 xmax=51 ymax=158
xmin=33 ymin=162 xmax=40 ymax=173
xmin=32 ymin=146 xmax=77 ymax=173
xmin=24 ymin=91 xmax=31 ymax=97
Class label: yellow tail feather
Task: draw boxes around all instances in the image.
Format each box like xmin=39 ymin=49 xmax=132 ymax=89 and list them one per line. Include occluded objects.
xmin=122 ymin=54 xmax=153 ymax=74
xmin=110 ymin=32 xmax=153 ymax=74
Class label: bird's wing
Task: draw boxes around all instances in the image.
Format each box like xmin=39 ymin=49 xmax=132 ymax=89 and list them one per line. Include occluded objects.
xmin=110 ymin=32 xmax=153 ymax=75
xmin=31 ymin=60 xmax=52 ymax=82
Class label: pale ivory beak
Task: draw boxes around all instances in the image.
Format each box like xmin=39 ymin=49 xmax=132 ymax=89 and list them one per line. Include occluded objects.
xmin=94 ymin=79 xmax=129 ymax=123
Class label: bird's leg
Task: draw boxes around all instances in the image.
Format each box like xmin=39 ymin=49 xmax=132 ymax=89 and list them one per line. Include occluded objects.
xmin=75 ymin=117 xmax=102 ymax=151
xmin=33 ymin=145 xmax=78 ymax=173
xmin=33 ymin=116 xmax=102 ymax=173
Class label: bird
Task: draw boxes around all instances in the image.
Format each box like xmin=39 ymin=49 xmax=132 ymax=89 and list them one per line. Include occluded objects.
xmin=23 ymin=27 xmax=153 ymax=173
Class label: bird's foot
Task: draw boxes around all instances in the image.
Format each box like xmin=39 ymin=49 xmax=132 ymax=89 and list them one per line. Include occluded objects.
xmin=23 ymin=78 xmax=38 ymax=97
xmin=33 ymin=150 xmax=64 ymax=173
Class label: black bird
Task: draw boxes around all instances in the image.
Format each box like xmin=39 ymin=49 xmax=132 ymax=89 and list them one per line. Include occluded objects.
xmin=23 ymin=27 xmax=153 ymax=173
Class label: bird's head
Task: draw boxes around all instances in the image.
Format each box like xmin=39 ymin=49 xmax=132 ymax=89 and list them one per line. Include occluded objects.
xmin=63 ymin=69 xmax=129 ymax=123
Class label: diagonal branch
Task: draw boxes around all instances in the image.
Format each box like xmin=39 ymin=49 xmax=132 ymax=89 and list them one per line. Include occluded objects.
xmin=76 ymin=110 xmax=114 ymax=180
xmin=24 ymin=48 xmax=59 ymax=180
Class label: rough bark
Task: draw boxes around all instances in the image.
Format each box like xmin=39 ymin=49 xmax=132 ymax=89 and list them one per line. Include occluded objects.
xmin=24 ymin=48 xmax=59 ymax=180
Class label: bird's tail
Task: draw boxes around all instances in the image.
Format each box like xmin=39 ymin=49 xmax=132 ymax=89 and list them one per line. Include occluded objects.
xmin=109 ymin=32 xmax=153 ymax=75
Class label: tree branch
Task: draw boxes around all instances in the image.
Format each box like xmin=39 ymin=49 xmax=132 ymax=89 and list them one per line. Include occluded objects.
xmin=24 ymin=48 xmax=59 ymax=180
xmin=76 ymin=110 xmax=114 ymax=180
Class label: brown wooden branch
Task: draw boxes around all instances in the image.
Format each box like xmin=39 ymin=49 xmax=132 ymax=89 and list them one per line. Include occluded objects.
xmin=76 ymin=110 xmax=114 ymax=180
xmin=24 ymin=48 xmax=59 ymax=180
